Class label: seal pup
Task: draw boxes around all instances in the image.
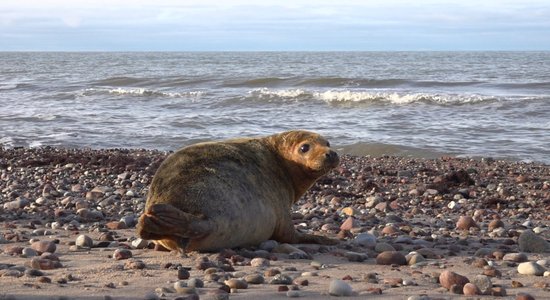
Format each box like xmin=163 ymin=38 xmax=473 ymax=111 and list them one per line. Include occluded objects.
xmin=136 ymin=130 xmax=339 ymax=252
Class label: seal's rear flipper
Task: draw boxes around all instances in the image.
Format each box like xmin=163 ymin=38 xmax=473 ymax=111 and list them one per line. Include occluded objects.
xmin=136 ymin=203 xmax=211 ymax=252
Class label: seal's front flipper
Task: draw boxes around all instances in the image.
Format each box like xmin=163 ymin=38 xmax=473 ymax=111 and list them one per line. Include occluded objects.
xmin=136 ymin=203 xmax=212 ymax=252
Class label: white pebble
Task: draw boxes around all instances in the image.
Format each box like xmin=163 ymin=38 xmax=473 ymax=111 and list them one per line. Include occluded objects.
xmin=328 ymin=279 xmax=353 ymax=296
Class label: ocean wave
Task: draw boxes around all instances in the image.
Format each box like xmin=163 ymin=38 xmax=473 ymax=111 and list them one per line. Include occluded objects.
xmin=248 ymin=88 xmax=499 ymax=105
xmin=315 ymin=90 xmax=497 ymax=105
xmin=80 ymin=88 xmax=205 ymax=98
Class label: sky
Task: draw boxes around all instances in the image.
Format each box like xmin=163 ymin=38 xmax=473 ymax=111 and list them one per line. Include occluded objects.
xmin=1 ymin=0 xmax=549 ymax=51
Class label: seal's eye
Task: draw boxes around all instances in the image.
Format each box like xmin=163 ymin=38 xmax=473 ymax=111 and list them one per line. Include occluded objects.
xmin=299 ymin=144 xmax=310 ymax=153
xmin=327 ymin=142 xmax=330 ymax=147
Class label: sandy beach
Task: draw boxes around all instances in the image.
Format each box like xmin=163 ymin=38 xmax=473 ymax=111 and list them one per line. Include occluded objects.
xmin=1 ymin=147 xmax=549 ymax=300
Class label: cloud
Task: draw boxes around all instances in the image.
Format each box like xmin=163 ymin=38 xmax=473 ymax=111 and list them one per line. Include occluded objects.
xmin=1 ymin=0 xmax=549 ymax=50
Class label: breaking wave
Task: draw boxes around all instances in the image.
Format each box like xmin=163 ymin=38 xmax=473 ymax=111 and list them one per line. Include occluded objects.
xmin=80 ymin=88 xmax=206 ymax=98
xmin=248 ymin=88 xmax=503 ymax=105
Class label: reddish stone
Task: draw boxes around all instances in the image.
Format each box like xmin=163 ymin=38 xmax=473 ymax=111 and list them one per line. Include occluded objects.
xmin=439 ymin=270 xmax=470 ymax=290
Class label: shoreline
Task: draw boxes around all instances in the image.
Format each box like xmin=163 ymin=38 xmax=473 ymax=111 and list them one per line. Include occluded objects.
xmin=1 ymin=147 xmax=549 ymax=299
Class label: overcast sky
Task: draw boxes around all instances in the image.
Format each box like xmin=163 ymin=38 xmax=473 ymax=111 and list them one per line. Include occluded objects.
xmin=1 ymin=0 xmax=549 ymax=51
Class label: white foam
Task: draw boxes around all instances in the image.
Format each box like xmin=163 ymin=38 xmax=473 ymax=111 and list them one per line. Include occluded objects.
xmin=315 ymin=90 xmax=494 ymax=104
xmin=81 ymin=88 xmax=205 ymax=98
xmin=250 ymin=88 xmax=308 ymax=99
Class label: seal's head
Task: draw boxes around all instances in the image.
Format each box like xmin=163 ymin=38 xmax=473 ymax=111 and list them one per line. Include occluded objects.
xmin=268 ymin=130 xmax=339 ymax=178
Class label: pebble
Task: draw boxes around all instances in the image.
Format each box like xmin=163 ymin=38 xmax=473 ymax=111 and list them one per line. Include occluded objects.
xmin=21 ymin=247 xmax=39 ymax=258
xmin=345 ymin=251 xmax=368 ymax=262
xmin=269 ymin=274 xmax=293 ymax=285
xmin=244 ymin=274 xmax=265 ymax=284
xmin=131 ymin=238 xmax=148 ymax=249
xmin=374 ymin=242 xmax=396 ymax=252
xmin=516 ymin=293 xmax=535 ymax=300
xmin=439 ymin=270 xmax=469 ymax=290
xmin=75 ymin=234 xmax=94 ymax=248
xmin=502 ymin=253 xmax=528 ymax=262
xmin=224 ymin=279 xmax=248 ymax=289
xmin=518 ymin=229 xmax=550 ymax=253
xmin=354 ymin=232 xmax=377 ymax=248
xmin=187 ymin=278 xmax=204 ymax=288
xmin=30 ymin=240 xmax=56 ymax=254
xmin=258 ymin=240 xmax=278 ymax=252
xmin=376 ymin=251 xmax=407 ymax=265
xmin=113 ymin=248 xmax=132 ymax=260
xmin=177 ymin=267 xmax=190 ymax=280
xmin=456 ymin=215 xmax=478 ymax=230
xmin=328 ymin=279 xmax=353 ymax=296
xmin=471 ymin=274 xmax=492 ymax=294
xmin=250 ymin=257 xmax=270 ymax=268
xmin=463 ymin=282 xmax=481 ymax=295
xmin=517 ymin=261 xmax=546 ymax=276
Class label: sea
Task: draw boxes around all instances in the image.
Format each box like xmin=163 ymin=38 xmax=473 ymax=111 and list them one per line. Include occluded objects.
xmin=1 ymin=52 xmax=549 ymax=164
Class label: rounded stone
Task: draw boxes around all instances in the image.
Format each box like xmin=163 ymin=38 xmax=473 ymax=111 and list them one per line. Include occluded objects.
xmin=376 ymin=251 xmax=407 ymax=265
xmin=177 ymin=267 xmax=190 ymax=280
xmin=517 ymin=262 xmax=545 ymax=276
xmin=31 ymin=240 xmax=56 ymax=254
xmin=113 ymin=248 xmax=132 ymax=260
xmin=463 ymin=283 xmax=481 ymax=295
xmin=75 ymin=235 xmax=94 ymax=248
xmin=456 ymin=216 xmax=478 ymax=230
xmin=244 ymin=274 xmax=265 ymax=284
xmin=250 ymin=257 xmax=270 ymax=268
xmin=21 ymin=247 xmax=39 ymax=258
xmin=439 ymin=270 xmax=470 ymax=290
xmin=187 ymin=278 xmax=204 ymax=288
xmin=224 ymin=279 xmax=248 ymax=289
xmin=518 ymin=230 xmax=550 ymax=253
xmin=516 ymin=292 xmax=535 ymax=300
xmin=374 ymin=242 xmax=396 ymax=252
xmin=502 ymin=253 xmax=528 ymax=263
xmin=471 ymin=274 xmax=492 ymax=294
xmin=328 ymin=279 xmax=353 ymax=296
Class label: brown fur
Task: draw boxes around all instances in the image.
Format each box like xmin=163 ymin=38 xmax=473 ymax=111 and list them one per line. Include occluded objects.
xmin=136 ymin=130 xmax=339 ymax=252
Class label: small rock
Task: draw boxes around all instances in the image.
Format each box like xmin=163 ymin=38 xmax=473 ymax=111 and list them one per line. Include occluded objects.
xmin=269 ymin=274 xmax=293 ymax=285
xmin=503 ymin=253 xmax=528 ymax=262
xmin=345 ymin=251 xmax=367 ymax=262
xmin=21 ymin=247 xmax=39 ymax=258
xmin=471 ymin=274 xmax=492 ymax=294
xmin=177 ymin=267 xmax=190 ymax=280
xmin=124 ymin=259 xmax=145 ymax=269
xmin=463 ymin=283 xmax=481 ymax=295
xmin=250 ymin=257 xmax=270 ymax=268
xmin=224 ymin=279 xmax=248 ymax=289
xmin=456 ymin=216 xmax=478 ymax=230
xmin=113 ymin=248 xmax=132 ymax=260
xmin=439 ymin=270 xmax=469 ymax=290
xmin=258 ymin=240 xmax=278 ymax=252
xmin=328 ymin=279 xmax=353 ymax=296
xmin=516 ymin=292 xmax=535 ymax=300
xmin=131 ymin=238 xmax=148 ymax=249
xmin=354 ymin=233 xmax=376 ymax=248
xmin=376 ymin=251 xmax=407 ymax=265
xmin=187 ymin=278 xmax=204 ymax=288
xmin=488 ymin=219 xmax=505 ymax=231
xmin=518 ymin=230 xmax=550 ymax=253
xmin=374 ymin=242 xmax=396 ymax=252
xmin=244 ymin=274 xmax=264 ymax=284
xmin=517 ymin=261 xmax=546 ymax=276
xmin=75 ymin=235 xmax=94 ymax=248
xmin=31 ymin=240 xmax=56 ymax=254
xmin=491 ymin=286 xmax=506 ymax=296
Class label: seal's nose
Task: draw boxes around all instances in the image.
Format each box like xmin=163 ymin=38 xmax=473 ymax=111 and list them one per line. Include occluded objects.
xmin=325 ymin=150 xmax=338 ymax=161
